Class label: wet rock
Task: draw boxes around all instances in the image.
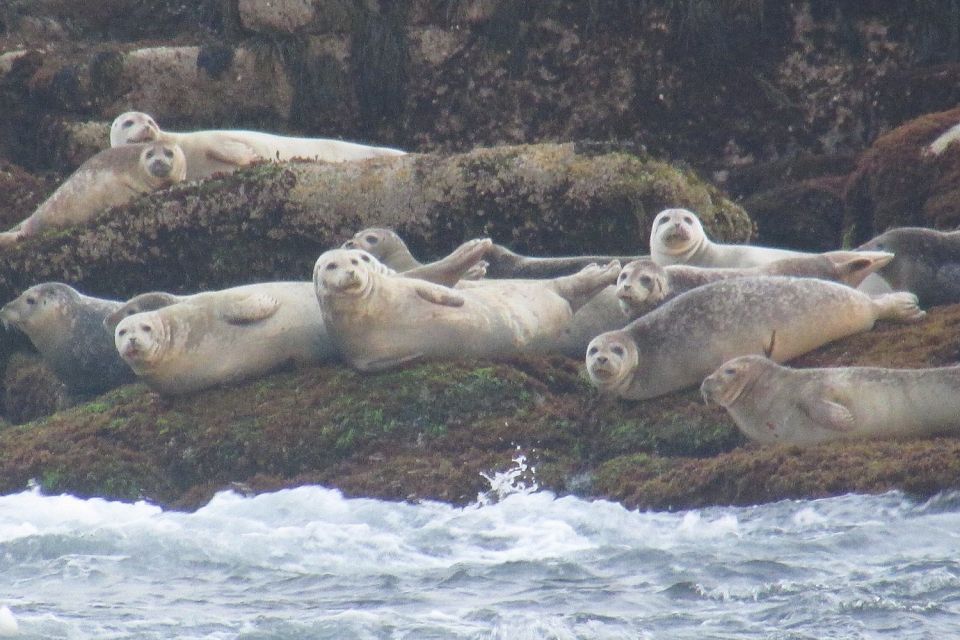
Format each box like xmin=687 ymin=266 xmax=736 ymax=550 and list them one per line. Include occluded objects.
xmin=36 ymin=118 xmax=110 ymax=172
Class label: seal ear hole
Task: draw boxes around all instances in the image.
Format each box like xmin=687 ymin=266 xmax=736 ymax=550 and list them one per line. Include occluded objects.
xmin=612 ymin=346 xmax=625 ymax=357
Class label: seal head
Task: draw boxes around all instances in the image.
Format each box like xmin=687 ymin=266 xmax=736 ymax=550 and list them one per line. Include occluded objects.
xmin=111 ymin=111 xmax=161 ymax=146
xmin=650 ymin=208 xmax=706 ymax=262
xmin=615 ymin=259 xmax=669 ymax=315
xmin=700 ymin=355 xmax=771 ymax=408
xmin=314 ymin=248 xmax=382 ymax=298
xmin=114 ymin=312 xmax=169 ymax=371
xmin=585 ymin=332 xmax=638 ymax=395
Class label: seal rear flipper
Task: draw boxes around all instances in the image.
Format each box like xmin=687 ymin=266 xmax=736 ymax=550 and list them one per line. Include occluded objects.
xmin=404 ymin=238 xmax=492 ymax=287
xmin=799 ymin=393 xmax=856 ymax=432
xmin=205 ymin=139 xmax=259 ymax=168
xmin=871 ymin=291 xmax=926 ymax=323
xmin=829 ymin=251 xmax=894 ymax=287
xmin=217 ymin=292 xmax=281 ymax=324
xmin=0 ymin=231 xmax=21 ymax=247
xmin=414 ymin=283 xmax=465 ymax=307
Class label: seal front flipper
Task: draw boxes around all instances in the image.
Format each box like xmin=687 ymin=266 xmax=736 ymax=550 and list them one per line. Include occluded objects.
xmin=403 ymin=238 xmax=492 ymax=287
xmin=414 ymin=283 xmax=465 ymax=307
xmin=798 ymin=388 xmax=856 ymax=431
xmin=217 ymin=292 xmax=281 ymax=324
xmin=205 ymin=139 xmax=259 ymax=168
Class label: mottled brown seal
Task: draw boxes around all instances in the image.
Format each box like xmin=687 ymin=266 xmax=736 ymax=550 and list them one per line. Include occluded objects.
xmin=111 ymin=111 xmax=406 ymax=181
xmin=314 ymin=248 xmax=621 ymax=371
xmin=586 ymin=276 xmax=925 ymax=400
xmin=0 ymin=142 xmax=186 ymax=245
xmin=1 ymin=283 xmax=134 ymax=395
xmin=857 ymin=227 xmax=960 ymax=306
xmin=701 ymin=355 xmax=960 ymax=446
xmin=615 ymin=251 xmax=895 ymax=316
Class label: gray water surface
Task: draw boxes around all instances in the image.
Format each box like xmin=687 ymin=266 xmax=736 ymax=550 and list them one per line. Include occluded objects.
xmin=1 ymin=470 xmax=959 ymax=639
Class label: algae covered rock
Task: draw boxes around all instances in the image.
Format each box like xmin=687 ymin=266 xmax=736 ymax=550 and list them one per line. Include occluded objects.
xmin=0 ymin=143 xmax=751 ymax=307
xmin=844 ymin=106 xmax=960 ymax=244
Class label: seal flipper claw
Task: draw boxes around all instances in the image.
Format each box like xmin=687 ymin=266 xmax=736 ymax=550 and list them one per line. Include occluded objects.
xmin=799 ymin=393 xmax=856 ymax=432
xmin=218 ymin=293 xmax=281 ymax=324
xmin=414 ymin=284 xmax=465 ymax=307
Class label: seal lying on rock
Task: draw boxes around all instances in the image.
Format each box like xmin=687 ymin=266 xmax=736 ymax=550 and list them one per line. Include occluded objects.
xmin=857 ymin=227 xmax=960 ymax=306
xmin=649 ymin=208 xmax=806 ymax=268
xmin=0 ymin=142 xmax=186 ymax=246
xmin=314 ymin=248 xmax=621 ymax=371
xmin=615 ymin=252 xmax=895 ymax=316
xmin=701 ymin=355 xmax=960 ymax=446
xmin=103 ymin=239 xmax=494 ymax=331
xmin=114 ymin=282 xmax=327 ymax=396
xmin=586 ymin=276 xmax=925 ymax=401
xmin=342 ymin=228 xmax=488 ymax=282
xmin=112 ymin=241 xmax=491 ymax=394
xmin=111 ymin=111 xmax=406 ymax=181
xmin=1 ymin=283 xmax=134 ymax=395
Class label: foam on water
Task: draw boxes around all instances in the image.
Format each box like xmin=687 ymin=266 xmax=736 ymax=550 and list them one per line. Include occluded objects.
xmin=1 ymin=482 xmax=960 ymax=638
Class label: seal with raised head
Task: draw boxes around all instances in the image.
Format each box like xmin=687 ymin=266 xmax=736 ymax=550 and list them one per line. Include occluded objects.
xmin=1 ymin=283 xmax=134 ymax=395
xmin=342 ymin=228 xmax=488 ymax=284
xmin=586 ymin=276 xmax=925 ymax=401
xmin=701 ymin=355 xmax=960 ymax=446
xmin=649 ymin=208 xmax=806 ymax=268
xmin=314 ymin=248 xmax=621 ymax=371
xmin=857 ymin=227 xmax=960 ymax=306
xmin=0 ymin=142 xmax=186 ymax=245
xmin=111 ymin=111 xmax=406 ymax=181
xmin=615 ymin=251 xmax=895 ymax=316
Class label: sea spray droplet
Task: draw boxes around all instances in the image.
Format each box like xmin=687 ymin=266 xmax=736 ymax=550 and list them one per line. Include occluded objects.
xmin=477 ymin=453 xmax=539 ymax=505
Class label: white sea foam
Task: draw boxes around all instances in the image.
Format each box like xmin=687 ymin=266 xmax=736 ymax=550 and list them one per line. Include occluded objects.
xmin=0 ymin=488 xmax=959 ymax=638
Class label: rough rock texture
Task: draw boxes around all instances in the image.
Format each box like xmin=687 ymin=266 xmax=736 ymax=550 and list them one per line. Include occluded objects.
xmin=0 ymin=303 xmax=957 ymax=512
xmin=844 ymin=106 xmax=960 ymax=244
xmin=0 ymin=143 xmax=750 ymax=308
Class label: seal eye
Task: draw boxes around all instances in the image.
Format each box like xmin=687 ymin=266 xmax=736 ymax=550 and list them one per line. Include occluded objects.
xmin=656 ymin=217 xmax=668 ymax=226
xmin=683 ymin=217 xmax=693 ymax=224
xmin=118 ymin=329 xmax=127 ymax=337
xmin=350 ymin=258 xmax=359 ymax=266
xmin=360 ymin=254 xmax=371 ymax=262
xmin=25 ymin=297 xmax=36 ymax=305
xmin=163 ymin=149 xmax=173 ymax=159
xmin=140 ymin=325 xmax=152 ymax=333
xmin=145 ymin=150 xmax=155 ymax=159
xmin=122 ymin=120 xmax=133 ymax=128
xmin=365 ymin=235 xmax=379 ymax=245
xmin=639 ymin=276 xmax=652 ymax=287
xmin=724 ymin=368 xmax=736 ymax=375
xmin=612 ymin=346 xmax=625 ymax=357
xmin=588 ymin=347 xmax=598 ymax=356
xmin=325 ymin=263 xmax=338 ymax=271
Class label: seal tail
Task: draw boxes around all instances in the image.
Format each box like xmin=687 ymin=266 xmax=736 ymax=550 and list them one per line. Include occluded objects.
xmin=871 ymin=292 xmax=926 ymax=323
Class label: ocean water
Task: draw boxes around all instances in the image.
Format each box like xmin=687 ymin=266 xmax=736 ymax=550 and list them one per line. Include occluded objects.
xmin=1 ymin=459 xmax=960 ymax=639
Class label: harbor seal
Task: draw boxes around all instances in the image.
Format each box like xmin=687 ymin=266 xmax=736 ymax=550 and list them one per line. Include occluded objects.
xmin=857 ymin=227 xmax=960 ymax=306
xmin=103 ymin=238 xmax=493 ymax=331
xmin=342 ymin=228 xmax=489 ymax=284
xmin=110 ymin=111 xmax=406 ymax=181
xmin=114 ymin=282 xmax=331 ymax=395
xmin=586 ymin=276 xmax=925 ymax=400
xmin=1 ymin=283 xmax=134 ymax=395
xmin=0 ymin=142 xmax=186 ymax=245
xmin=615 ymin=251 xmax=895 ymax=316
xmin=649 ymin=208 xmax=806 ymax=268
xmin=701 ymin=355 xmax=960 ymax=446
xmin=314 ymin=248 xmax=621 ymax=371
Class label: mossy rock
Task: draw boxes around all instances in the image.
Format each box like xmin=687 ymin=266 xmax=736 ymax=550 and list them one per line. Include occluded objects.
xmin=0 ymin=143 xmax=750 ymax=307
xmin=741 ymin=175 xmax=847 ymax=251
xmin=843 ymin=106 xmax=960 ymax=244
xmin=1 ymin=304 xmax=959 ymax=511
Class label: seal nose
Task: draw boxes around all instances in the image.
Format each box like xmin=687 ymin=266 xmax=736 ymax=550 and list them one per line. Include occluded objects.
xmin=595 ymin=355 xmax=608 ymax=365
xmin=150 ymin=159 xmax=172 ymax=177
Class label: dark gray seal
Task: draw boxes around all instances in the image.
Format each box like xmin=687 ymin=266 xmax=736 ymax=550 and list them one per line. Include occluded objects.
xmin=857 ymin=227 xmax=960 ymax=307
